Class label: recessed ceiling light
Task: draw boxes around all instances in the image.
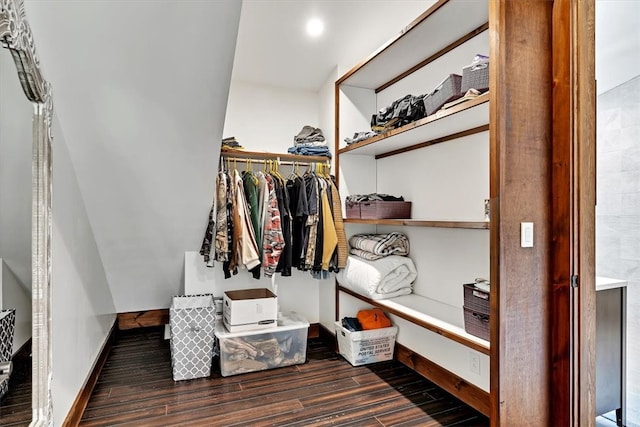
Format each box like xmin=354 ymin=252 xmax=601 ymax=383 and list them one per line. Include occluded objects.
xmin=306 ymin=18 xmax=324 ymax=38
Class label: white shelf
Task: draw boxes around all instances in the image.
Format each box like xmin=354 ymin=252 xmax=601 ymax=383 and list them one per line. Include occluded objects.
xmin=338 ymin=285 xmax=490 ymax=355
xmin=337 ymin=0 xmax=488 ymax=90
xmin=343 ymin=218 xmax=490 ymax=229
xmin=338 ymin=93 xmax=489 ymax=158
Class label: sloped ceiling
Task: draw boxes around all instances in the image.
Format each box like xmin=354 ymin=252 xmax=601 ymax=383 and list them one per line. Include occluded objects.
xmin=25 ymin=0 xmax=242 ymax=311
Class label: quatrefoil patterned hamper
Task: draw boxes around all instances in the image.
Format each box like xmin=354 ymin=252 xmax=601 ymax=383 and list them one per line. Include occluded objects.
xmin=0 ymin=309 xmax=16 ymax=400
xmin=169 ymin=295 xmax=216 ymax=381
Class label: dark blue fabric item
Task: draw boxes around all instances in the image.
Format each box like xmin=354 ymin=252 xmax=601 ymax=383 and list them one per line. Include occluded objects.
xmin=342 ymin=317 xmax=363 ymax=332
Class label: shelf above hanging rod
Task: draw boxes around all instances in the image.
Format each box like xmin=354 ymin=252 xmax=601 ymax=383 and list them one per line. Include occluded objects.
xmin=220 ymin=149 xmax=331 ymax=165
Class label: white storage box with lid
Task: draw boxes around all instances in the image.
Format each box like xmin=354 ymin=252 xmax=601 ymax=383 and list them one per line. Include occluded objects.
xmin=169 ymin=294 xmax=216 ymax=381
xmin=215 ymin=311 xmax=309 ymax=377
xmin=335 ymin=321 xmax=398 ymax=366
xmin=223 ymin=288 xmax=278 ymax=332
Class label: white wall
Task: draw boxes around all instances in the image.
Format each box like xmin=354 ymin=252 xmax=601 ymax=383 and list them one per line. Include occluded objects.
xmin=184 ymin=79 xmax=326 ymax=324
xmin=596 ymin=0 xmax=640 ymax=95
xmin=51 ymin=115 xmax=116 ymax=425
xmin=0 ymin=260 xmax=31 ymax=354
xmin=223 ymin=80 xmax=321 ymax=154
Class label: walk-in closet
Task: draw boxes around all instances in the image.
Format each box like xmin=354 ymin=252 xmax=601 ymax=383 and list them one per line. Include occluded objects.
xmin=3 ymin=0 xmax=635 ymax=426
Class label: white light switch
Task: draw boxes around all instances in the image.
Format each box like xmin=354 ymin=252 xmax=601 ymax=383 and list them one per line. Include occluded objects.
xmin=521 ymin=222 xmax=534 ymax=248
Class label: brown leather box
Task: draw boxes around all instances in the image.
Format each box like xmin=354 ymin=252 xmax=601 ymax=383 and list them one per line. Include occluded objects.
xmin=346 ymin=201 xmax=412 ymax=219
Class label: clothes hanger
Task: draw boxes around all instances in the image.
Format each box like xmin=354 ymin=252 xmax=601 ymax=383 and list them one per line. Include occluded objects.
xmin=287 ymin=161 xmax=300 ymax=180
xmin=272 ymin=158 xmax=285 ymax=183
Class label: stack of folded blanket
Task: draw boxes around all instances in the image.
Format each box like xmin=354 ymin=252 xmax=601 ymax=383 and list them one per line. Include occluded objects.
xmin=348 ymin=231 xmax=409 ymax=260
xmin=336 ymin=232 xmax=416 ymax=300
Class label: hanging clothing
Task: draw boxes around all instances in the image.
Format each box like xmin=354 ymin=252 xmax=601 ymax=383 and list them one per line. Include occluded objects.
xmin=312 ymin=178 xmax=326 ymax=273
xmin=232 ymin=169 xmax=261 ymax=273
xmin=242 ymin=171 xmax=262 ymax=255
xmin=262 ymin=174 xmax=285 ymax=277
xmin=255 ymin=171 xmax=269 ymax=244
xmin=202 ymin=157 xmax=347 ymax=281
xmin=329 ymin=178 xmax=348 ymax=270
xmin=320 ymin=182 xmax=337 ymax=271
xmin=199 ymin=204 xmax=215 ymax=267
xmin=224 ymin=170 xmax=236 ymax=278
xmin=287 ymin=175 xmax=308 ymax=269
xmin=214 ymin=171 xmax=229 ymax=263
xmin=274 ymin=174 xmax=293 ymax=277
xmin=303 ymin=173 xmax=319 ymax=270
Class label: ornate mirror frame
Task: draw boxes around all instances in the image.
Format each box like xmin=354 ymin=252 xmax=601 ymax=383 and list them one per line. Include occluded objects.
xmin=0 ymin=0 xmax=53 ymax=425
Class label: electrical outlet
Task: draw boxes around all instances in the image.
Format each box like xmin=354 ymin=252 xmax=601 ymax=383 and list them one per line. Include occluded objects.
xmin=469 ymin=352 xmax=480 ymax=375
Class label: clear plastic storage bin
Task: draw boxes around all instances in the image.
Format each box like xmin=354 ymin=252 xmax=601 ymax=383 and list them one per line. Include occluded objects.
xmin=215 ymin=311 xmax=309 ymax=377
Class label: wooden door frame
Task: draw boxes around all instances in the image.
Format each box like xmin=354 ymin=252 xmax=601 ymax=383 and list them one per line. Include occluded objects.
xmin=490 ymin=0 xmax=595 ymax=425
xmin=551 ymin=0 xmax=597 ymax=425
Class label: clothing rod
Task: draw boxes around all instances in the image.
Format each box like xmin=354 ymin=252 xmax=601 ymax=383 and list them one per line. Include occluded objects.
xmin=219 ymin=157 xmax=330 ymax=168
xmin=220 ymin=150 xmax=331 ymax=164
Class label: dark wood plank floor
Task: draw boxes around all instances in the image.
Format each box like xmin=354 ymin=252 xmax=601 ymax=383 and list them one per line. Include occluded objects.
xmin=80 ymin=326 xmax=488 ymax=426
xmin=0 ymin=344 xmax=32 ymax=427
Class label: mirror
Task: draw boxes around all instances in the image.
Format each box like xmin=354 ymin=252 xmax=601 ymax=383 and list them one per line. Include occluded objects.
xmin=0 ymin=0 xmax=53 ymax=425
xmin=0 ymin=28 xmax=33 ymax=418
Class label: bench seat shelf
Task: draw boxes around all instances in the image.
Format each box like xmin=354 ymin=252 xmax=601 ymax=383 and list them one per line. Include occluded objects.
xmin=337 ymin=284 xmax=490 ymax=416
xmin=337 ymin=285 xmax=489 ymax=355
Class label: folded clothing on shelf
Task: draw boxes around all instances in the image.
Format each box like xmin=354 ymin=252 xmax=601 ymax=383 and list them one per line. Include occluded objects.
xmin=222 ymin=136 xmax=244 ymax=151
xmin=293 ymin=125 xmax=325 ymax=145
xmin=289 ymin=125 xmax=331 ymax=157
xmin=345 ymin=131 xmax=379 ymax=145
xmin=287 ymin=144 xmax=332 ymax=158
xmin=370 ymin=94 xmax=426 ymax=131
xmin=441 ymin=88 xmax=483 ymax=110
